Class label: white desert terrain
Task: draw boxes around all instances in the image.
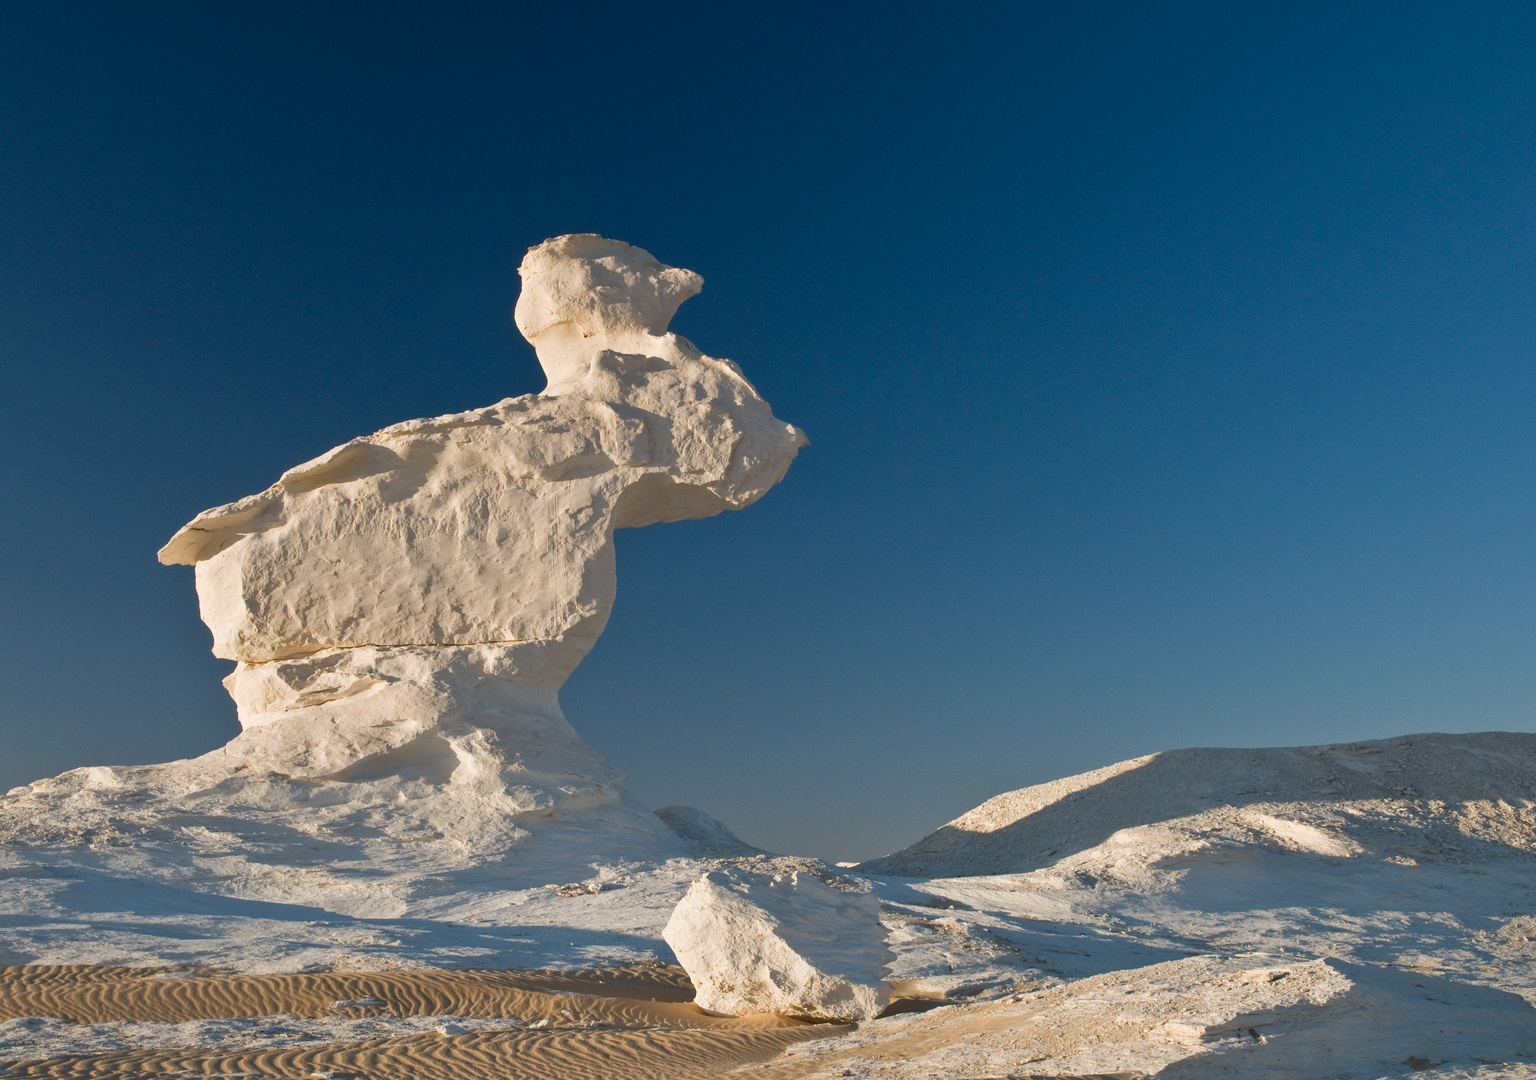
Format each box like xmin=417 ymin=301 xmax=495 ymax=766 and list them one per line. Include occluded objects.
xmin=793 ymin=730 xmax=1536 ymax=1078
xmin=2 ymin=236 xmax=1533 ymax=1079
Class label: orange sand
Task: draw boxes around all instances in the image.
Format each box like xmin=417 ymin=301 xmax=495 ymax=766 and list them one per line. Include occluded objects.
xmin=0 ymin=964 xmax=840 ymax=1080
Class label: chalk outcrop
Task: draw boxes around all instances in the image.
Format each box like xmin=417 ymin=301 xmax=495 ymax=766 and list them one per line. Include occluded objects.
xmin=662 ymin=869 xmax=893 ymax=1021
xmin=156 ymin=233 xmax=804 ymax=799
xmin=785 ymin=955 xmax=1536 ymax=1079
xmin=0 ymin=236 xmax=805 ymax=966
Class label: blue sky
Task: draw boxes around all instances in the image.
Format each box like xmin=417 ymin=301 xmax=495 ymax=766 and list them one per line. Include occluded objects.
xmin=3 ymin=3 xmax=1534 ymax=861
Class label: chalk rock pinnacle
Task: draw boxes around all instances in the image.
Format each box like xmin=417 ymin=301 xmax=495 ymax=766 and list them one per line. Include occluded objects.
xmin=157 ymin=234 xmax=805 ymax=802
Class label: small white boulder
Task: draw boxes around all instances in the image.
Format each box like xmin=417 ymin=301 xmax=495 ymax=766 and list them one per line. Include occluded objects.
xmin=662 ymin=869 xmax=893 ymax=1021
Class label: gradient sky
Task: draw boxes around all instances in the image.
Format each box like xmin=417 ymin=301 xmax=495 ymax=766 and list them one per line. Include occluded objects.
xmin=3 ymin=3 xmax=1534 ymax=861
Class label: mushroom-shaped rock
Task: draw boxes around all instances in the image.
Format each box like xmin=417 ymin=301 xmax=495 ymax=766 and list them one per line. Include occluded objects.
xmin=663 ymin=869 xmax=893 ymax=1021
xmin=0 ymin=235 xmax=807 ymax=967
xmin=154 ymin=235 xmax=806 ymax=805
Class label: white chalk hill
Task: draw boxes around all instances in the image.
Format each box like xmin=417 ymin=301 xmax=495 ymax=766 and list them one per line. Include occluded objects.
xmin=827 ymin=731 xmax=1536 ymax=1078
xmin=862 ymin=730 xmax=1536 ymax=878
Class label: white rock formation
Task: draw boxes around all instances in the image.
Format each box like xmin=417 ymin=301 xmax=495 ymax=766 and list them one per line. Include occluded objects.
xmin=662 ymin=869 xmax=893 ymax=1021
xmin=155 ymin=232 xmax=804 ymax=800
xmin=0 ymin=235 xmax=805 ymax=971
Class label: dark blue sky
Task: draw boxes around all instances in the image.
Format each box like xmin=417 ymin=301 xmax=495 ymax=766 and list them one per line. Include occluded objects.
xmin=3 ymin=3 xmax=1534 ymax=860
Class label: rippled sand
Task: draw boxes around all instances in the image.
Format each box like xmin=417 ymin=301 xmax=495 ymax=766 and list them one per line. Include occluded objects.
xmin=0 ymin=964 xmax=837 ymax=1079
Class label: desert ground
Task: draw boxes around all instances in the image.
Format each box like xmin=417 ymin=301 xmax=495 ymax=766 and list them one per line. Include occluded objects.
xmin=5 ymin=731 xmax=1535 ymax=1079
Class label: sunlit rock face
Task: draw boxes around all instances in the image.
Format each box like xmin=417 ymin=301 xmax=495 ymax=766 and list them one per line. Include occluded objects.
xmin=158 ymin=234 xmax=805 ymax=798
xmin=164 ymin=235 xmax=802 ymax=665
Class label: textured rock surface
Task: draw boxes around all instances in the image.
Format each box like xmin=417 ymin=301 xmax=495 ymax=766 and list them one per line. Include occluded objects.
xmin=156 ymin=232 xmax=804 ymax=788
xmin=163 ymin=236 xmax=802 ymax=647
xmin=663 ymin=870 xmax=893 ymax=1021
xmin=769 ymin=955 xmax=1536 ymax=1079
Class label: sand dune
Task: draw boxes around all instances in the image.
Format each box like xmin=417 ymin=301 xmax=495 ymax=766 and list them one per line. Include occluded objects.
xmin=0 ymin=962 xmax=698 ymax=1023
xmin=1 ymin=1026 xmax=825 ymax=1080
xmin=0 ymin=964 xmax=833 ymax=1079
